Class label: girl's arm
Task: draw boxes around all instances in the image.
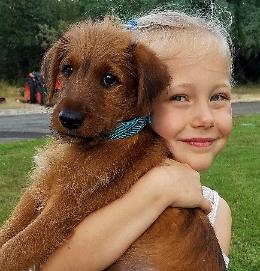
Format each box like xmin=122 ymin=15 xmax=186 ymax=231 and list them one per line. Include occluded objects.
xmin=42 ymin=160 xmax=211 ymax=271
xmin=214 ymin=197 xmax=232 ymax=255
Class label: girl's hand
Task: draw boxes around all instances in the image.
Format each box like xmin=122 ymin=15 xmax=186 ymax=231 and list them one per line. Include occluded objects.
xmin=140 ymin=159 xmax=212 ymax=214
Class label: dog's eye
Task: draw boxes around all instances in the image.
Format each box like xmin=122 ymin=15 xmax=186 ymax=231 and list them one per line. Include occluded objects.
xmin=102 ymin=73 xmax=118 ymax=87
xmin=62 ymin=65 xmax=73 ymax=78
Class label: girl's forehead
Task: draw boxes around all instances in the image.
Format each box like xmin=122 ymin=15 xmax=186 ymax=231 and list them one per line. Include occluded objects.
xmin=152 ymin=31 xmax=230 ymax=62
xmin=153 ymin=32 xmax=231 ymax=74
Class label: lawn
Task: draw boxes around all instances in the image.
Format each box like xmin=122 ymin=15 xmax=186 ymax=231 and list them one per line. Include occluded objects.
xmin=0 ymin=81 xmax=32 ymax=109
xmin=233 ymin=85 xmax=260 ymax=95
xmin=0 ymin=115 xmax=259 ymax=270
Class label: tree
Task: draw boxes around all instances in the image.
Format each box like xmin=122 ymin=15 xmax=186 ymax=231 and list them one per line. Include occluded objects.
xmin=0 ymin=0 xmax=81 ymax=80
xmin=226 ymin=0 xmax=260 ymax=82
xmin=0 ymin=0 xmax=259 ymax=83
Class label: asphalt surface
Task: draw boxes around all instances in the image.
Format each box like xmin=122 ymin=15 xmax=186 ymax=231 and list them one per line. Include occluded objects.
xmin=231 ymin=101 xmax=260 ymax=116
xmin=0 ymin=113 xmax=51 ymax=142
xmin=0 ymin=101 xmax=259 ymax=142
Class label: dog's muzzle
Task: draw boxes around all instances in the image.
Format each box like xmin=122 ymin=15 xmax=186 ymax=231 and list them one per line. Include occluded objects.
xmin=59 ymin=110 xmax=85 ymax=130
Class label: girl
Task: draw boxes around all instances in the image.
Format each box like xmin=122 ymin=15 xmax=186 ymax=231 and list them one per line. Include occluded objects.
xmin=42 ymin=11 xmax=233 ymax=270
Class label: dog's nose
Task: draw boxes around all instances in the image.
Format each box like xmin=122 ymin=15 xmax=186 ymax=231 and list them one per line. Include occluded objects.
xmin=59 ymin=110 xmax=85 ymax=130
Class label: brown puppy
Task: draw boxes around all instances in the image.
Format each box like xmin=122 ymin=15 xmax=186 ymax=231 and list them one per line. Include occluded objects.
xmin=0 ymin=20 xmax=226 ymax=271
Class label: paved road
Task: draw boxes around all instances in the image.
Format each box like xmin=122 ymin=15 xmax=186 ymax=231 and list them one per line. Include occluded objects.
xmin=231 ymin=101 xmax=260 ymax=116
xmin=0 ymin=113 xmax=51 ymax=142
xmin=0 ymin=101 xmax=259 ymax=142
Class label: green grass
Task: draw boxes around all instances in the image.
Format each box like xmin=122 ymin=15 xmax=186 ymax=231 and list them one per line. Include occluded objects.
xmin=201 ymin=115 xmax=260 ymax=270
xmin=0 ymin=81 xmax=19 ymax=99
xmin=0 ymin=139 xmax=46 ymax=223
xmin=0 ymin=80 xmax=26 ymax=109
xmin=0 ymin=115 xmax=260 ymax=270
xmin=233 ymin=84 xmax=260 ymax=95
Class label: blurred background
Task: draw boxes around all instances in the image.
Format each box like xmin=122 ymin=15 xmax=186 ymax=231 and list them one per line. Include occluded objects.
xmin=0 ymin=0 xmax=259 ymax=84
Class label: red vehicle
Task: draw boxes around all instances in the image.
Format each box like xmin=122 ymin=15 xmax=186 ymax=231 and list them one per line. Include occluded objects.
xmin=24 ymin=72 xmax=47 ymax=105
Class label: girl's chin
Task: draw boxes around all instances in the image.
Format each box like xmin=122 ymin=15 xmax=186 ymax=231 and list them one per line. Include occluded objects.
xmin=193 ymin=164 xmax=211 ymax=172
xmin=176 ymin=157 xmax=213 ymax=172
xmin=168 ymin=145 xmax=215 ymax=172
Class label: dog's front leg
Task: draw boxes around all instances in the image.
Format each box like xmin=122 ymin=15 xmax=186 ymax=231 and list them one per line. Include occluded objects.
xmin=0 ymin=189 xmax=40 ymax=248
xmin=0 ymin=192 xmax=86 ymax=271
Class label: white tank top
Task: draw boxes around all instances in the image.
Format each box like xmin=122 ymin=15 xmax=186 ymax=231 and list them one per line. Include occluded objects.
xmin=202 ymin=186 xmax=230 ymax=269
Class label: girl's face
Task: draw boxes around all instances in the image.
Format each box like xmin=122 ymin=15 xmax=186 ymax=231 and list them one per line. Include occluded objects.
xmin=151 ymin=34 xmax=232 ymax=172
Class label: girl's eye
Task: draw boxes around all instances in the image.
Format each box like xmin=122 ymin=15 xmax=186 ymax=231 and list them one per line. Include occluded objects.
xmin=102 ymin=73 xmax=118 ymax=87
xmin=170 ymin=95 xmax=188 ymax=102
xmin=62 ymin=65 xmax=73 ymax=78
xmin=211 ymin=93 xmax=230 ymax=102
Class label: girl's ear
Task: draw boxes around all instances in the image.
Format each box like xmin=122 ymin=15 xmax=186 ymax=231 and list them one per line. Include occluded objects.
xmin=41 ymin=38 xmax=65 ymax=105
xmin=132 ymin=42 xmax=171 ymax=116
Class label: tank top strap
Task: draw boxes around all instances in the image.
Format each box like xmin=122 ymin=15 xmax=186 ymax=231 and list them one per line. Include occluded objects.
xmin=222 ymin=251 xmax=230 ymax=268
xmin=202 ymin=185 xmax=220 ymax=225
xmin=202 ymin=186 xmax=229 ymax=269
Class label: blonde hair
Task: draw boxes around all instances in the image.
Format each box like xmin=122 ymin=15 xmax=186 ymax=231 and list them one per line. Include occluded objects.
xmin=132 ymin=11 xmax=233 ymax=76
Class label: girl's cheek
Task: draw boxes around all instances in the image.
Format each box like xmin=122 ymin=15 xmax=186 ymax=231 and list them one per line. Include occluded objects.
xmin=219 ymin=107 xmax=233 ymax=137
xmin=214 ymin=105 xmax=232 ymax=137
xmin=226 ymin=118 xmax=233 ymax=137
xmin=151 ymin=116 xmax=169 ymax=137
xmin=229 ymin=106 xmax=232 ymax=116
xmin=152 ymin=111 xmax=173 ymax=136
xmin=226 ymin=104 xmax=233 ymax=130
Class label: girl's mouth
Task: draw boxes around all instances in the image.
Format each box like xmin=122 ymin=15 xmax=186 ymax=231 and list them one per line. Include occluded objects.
xmin=180 ymin=138 xmax=215 ymax=147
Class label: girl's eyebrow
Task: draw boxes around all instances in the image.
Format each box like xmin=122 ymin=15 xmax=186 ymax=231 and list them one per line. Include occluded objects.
xmin=213 ymin=83 xmax=231 ymax=89
xmin=171 ymin=83 xmax=193 ymax=89
xmin=170 ymin=82 xmax=231 ymax=89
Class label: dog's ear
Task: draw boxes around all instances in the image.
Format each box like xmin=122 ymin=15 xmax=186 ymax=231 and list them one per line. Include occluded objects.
xmin=41 ymin=38 xmax=65 ymax=105
xmin=132 ymin=42 xmax=171 ymax=116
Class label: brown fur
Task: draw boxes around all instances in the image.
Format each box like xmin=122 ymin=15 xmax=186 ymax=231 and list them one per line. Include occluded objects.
xmin=0 ymin=20 xmax=226 ymax=271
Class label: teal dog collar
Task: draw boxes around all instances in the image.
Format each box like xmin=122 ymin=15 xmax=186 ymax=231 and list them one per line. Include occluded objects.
xmin=104 ymin=114 xmax=152 ymax=140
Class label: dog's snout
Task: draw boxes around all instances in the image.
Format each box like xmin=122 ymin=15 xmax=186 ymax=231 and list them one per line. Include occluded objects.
xmin=59 ymin=110 xmax=85 ymax=130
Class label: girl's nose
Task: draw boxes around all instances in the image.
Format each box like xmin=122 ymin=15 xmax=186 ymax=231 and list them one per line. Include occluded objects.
xmin=190 ymin=102 xmax=215 ymax=129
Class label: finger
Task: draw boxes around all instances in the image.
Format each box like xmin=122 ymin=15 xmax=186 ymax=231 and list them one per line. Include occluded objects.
xmin=200 ymin=198 xmax=212 ymax=215
xmin=160 ymin=159 xmax=187 ymax=168
xmin=160 ymin=158 xmax=175 ymax=166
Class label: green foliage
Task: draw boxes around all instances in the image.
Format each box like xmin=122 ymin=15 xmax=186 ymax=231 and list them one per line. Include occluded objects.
xmin=226 ymin=0 xmax=260 ymax=82
xmin=0 ymin=115 xmax=260 ymax=270
xmin=0 ymin=0 xmax=80 ymax=80
xmin=78 ymin=0 xmax=172 ymax=20
xmin=36 ymin=21 xmax=68 ymax=50
xmin=0 ymin=0 xmax=259 ymax=83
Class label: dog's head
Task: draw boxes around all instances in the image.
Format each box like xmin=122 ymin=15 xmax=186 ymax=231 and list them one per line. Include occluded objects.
xmin=42 ymin=20 xmax=170 ymax=144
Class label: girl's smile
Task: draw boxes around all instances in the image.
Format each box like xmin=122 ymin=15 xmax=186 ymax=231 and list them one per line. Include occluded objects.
xmin=179 ymin=137 xmax=216 ymax=148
